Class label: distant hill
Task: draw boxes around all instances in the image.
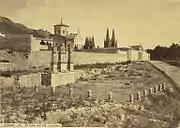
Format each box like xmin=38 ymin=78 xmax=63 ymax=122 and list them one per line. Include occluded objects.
xmin=0 ymin=16 xmax=52 ymax=38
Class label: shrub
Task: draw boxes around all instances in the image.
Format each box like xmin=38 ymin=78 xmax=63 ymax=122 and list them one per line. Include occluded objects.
xmin=0 ymin=60 xmax=10 ymax=63
xmin=0 ymin=71 xmax=11 ymax=77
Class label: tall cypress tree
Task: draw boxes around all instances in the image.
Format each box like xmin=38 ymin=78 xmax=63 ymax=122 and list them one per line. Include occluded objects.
xmin=84 ymin=37 xmax=89 ymax=49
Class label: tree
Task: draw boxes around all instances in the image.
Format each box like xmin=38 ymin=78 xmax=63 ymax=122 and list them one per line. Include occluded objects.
xmin=84 ymin=37 xmax=89 ymax=49
xmin=148 ymin=43 xmax=180 ymax=60
xmin=91 ymin=36 xmax=95 ymax=49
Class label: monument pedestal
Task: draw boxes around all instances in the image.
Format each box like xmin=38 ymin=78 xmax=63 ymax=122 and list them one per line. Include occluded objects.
xmin=41 ymin=71 xmax=80 ymax=91
xmin=58 ymin=62 xmax=68 ymax=72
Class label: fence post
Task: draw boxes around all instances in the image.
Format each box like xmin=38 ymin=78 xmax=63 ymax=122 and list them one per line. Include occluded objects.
xmin=162 ymin=83 xmax=166 ymax=90
xmin=143 ymin=90 xmax=147 ymax=98
xmin=130 ymin=94 xmax=134 ymax=103
xmin=154 ymin=86 xmax=157 ymax=93
xmin=137 ymin=92 xmax=141 ymax=101
xmin=69 ymin=87 xmax=73 ymax=97
xmin=158 ymin=84 xmax=162 ymax=91
xmin=88 ymin=90 xmax=92 ymax=98
xmin=149 ymin=88 xmax=153 ymax=94
xmin=108 ymin=92 xmax=113 ymax=101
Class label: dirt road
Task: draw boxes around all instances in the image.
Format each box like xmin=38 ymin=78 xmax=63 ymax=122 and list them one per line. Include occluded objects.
xmin=150 ymin=61 xmax=180 ymax=92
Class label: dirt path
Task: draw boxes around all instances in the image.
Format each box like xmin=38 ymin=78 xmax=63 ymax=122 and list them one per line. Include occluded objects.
xmin=150 ymin=61 xmax=180 ymax=92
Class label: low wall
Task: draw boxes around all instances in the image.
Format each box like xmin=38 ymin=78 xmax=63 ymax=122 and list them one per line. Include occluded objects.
xmin=73 ymin=51 xmax=127 ymax=65
xmin=27 ymin=51 xmax=128 ymax=66
xmin=0 ymin=50 xmax=150 ymax=72
xmin=0 ymin=73 xmax=41 ymax=88
xmin=127 ymin=50 xmax=150 ymax=61
xmin=18 ymin=73 xmax=41 ymax=87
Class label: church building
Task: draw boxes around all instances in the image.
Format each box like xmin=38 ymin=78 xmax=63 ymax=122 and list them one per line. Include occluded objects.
xmin=104 ymin=28 xmax=117 ymax=48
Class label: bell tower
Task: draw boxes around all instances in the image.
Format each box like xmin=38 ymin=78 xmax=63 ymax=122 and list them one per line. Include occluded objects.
xmin=54 ymin=18 xmax=69 ymax=36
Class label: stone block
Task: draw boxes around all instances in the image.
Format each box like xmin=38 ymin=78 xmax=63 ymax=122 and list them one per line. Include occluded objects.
xmin=41 ymin=71 xmax=79 ymax=88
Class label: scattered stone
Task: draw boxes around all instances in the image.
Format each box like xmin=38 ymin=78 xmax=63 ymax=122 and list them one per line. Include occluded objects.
xmin=168 ymin=87 xmax=174 ymax=93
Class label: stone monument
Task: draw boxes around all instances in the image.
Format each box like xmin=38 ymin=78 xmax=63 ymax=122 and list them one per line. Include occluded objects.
xmin=41 ymin=42 xmax=79 ymax=92
xmin=41 ymin=20 xmax=79 ymax=92
xmin=58 ymin=43 xmax=68 ymax=72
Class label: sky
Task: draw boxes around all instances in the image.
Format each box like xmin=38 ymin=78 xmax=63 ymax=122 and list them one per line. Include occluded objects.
xmin=0 ymin=0 xmax=180 ymax=49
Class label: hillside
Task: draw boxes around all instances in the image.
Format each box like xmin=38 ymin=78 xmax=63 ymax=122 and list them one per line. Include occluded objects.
xmin=0 ymin=16 xmax=52 ymax=38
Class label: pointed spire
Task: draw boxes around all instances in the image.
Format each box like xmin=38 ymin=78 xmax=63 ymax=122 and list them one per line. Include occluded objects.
xmin=111 ymin=29 xmax=116 ymax=47
xmin=92 ymin=36 xmax=95 ymax=48
xmin=77 ymin=27 xmax=80 ymax=34
xmin=106 ymin=28 xmax=110 ymax=42
xmin=61 ymin=17 xmax=63 ymax=24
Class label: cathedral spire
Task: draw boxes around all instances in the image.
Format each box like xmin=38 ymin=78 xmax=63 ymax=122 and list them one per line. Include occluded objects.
xmin=61 ymin=17 xmax=63 ymax=24
xmin=111 ymin=29 xmax=115 ymax=47
xmin=106 ymin=28 xmax=110 ymax=42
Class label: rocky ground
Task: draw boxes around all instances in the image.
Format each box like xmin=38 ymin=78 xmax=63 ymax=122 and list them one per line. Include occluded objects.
xmin=1 ymin=61 xmax=180 ymax=128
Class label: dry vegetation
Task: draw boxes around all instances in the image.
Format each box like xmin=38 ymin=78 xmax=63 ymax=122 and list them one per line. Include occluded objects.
xmin=1 ymin=62 xmax=180 ymax=128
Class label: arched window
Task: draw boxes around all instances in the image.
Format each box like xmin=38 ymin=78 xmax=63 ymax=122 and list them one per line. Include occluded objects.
xmin=63 ymin=30 xmax=65 ymax=34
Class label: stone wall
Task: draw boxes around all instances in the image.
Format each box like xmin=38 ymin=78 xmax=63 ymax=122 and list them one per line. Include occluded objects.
xmin=0 ymin=73 xmax=41 ymax=88
xmin=28 ymin=51 xmax=51 ymax=68
xmin=73 ymin=51 xmax=127 ymax=65
xmin=0 ymin=50 xmax=150 ymax=72
xmin=127 ymin=50 xmax=150 ymax=61
xmin=18 ymin=73 xmax=41 ymax=87
xmin=27 ymin=51 xmax=128 ymax=67
xmin=41 ymin=71 xmax=80 ymax=87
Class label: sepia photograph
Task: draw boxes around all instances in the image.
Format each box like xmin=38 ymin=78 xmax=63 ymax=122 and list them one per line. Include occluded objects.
xmin=0 ymin=0 xmax=180 ymax=127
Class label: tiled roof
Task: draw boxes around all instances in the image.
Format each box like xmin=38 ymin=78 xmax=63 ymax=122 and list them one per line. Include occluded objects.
xmin=54 ymin=23 xmax=69 ymax=27
xmin=131 ymin=45 xmax=143 ymax=50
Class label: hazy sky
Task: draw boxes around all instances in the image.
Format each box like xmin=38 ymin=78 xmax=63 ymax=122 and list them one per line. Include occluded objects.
xmin=1 ymin=0 xmax=180 ymax=49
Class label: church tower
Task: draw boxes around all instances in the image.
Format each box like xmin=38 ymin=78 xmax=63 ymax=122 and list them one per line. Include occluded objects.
xmin=54 ymin=18 xmax=69 ymax=36
xmin=111 ymin=29 xmax=117 ymax=48
xmin=104 ymin=28 xmax=110 ymax=48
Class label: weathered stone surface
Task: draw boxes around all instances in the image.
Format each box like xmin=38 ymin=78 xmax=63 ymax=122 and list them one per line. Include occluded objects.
xmin=18 ymin=73 xmax=41 ymax=88
xmin=41 ymin=71 xmax=80 ymax=88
